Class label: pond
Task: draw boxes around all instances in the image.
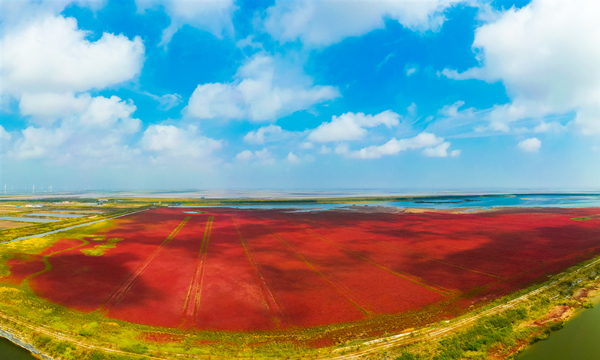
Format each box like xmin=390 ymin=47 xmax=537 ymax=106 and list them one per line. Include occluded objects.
xmin=518 ymin=299 xmax=600 ymax=360
xmin=0 ymin=337 xmax=36 ymax=360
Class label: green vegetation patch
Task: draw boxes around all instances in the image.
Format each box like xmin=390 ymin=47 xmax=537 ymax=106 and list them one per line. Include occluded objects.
xmin=81 ymin=238 xmax=123 ymax=256
xmin=572 ymin=217 xmax=592 ymax=221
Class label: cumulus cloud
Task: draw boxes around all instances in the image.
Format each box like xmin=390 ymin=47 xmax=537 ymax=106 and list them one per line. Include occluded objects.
xmin=0 ymin=126 xmax=10 ymax=142
xmin=439 ymin=101 xmax=474 ymax=119
xmin=423 ymin=142 xmax=452 ymax=157
xmin=518 ymin=137 xmax=541 ymax=153
xmin=406 ymin=66 xmax=417 ymax=76
xmin=244 ymin=125 xmax=285 ymax=144
xmin=141 ymin=124 xmax=221 ymax=160
xmin=1 ymin=16 xmax=144 ymax=95
xmin=19 ymin=93 xmax=139 ymax=131
xmin=442 ymin=0 xmax=600 ymax=134
xmin=533 ymin=121 xmax=566 ymax=134
xmin=185 ymin=54 xmax=339 ymax=122
xmin=14 ymin=95 xmax=141 ymax=162
xmin=235 ymin=150 xmax=253 ymax=161
xmin=0 ymin=126 xmax=12 ymax=156
xmin=136 ymin=0 xmax=237 ymax=46
xmin=349 ymin=132 xmax=458 ymax=159
xmin=235 ymin=148 xmax=274 ymax=164
xmin=264 ymin=0 xmax=464 ymax=47
xmin=287 ymin=152 xmax=300 ymax=163
xmin=308 ymin=110 xmax=400 ymax=143
xmin=0 ymin=0 xmax=106 ymax=30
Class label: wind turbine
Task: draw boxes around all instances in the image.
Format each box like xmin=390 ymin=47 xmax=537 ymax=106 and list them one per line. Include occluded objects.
xmin=33 ymin=185 xmax=35 ymax=194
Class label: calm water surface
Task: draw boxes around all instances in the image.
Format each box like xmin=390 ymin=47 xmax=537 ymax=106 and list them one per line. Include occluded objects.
xmin=0 ymin=337 xmax=36 ymax=359
xmin=518 ymin=299 xmax=600 ymax=360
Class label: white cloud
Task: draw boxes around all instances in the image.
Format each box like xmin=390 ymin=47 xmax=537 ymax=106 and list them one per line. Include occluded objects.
xmin=450 ymin=149 xmax=461 ymax=157
xmin=0 ymin=126 xmax=11 ymax=143
xmin=235 ymin=150 xmax=253 ymax=161
xmin=518 ymin=137 xmax=541 ymax=153
xmin=300 ymin=142 xmax=313 ymax=149
xmin=244 ymin=125 xmax=284 ymax=144
xmin=349 ymin=132 xmax=456 ymax=159
xmin=406 ymin=66 xmax=417 ymax=76
xmin=235 ymin=148 xmax=274 ymax=164
xmin=423 ymin=142 xmax=451 ymax=157
xmin=19 ymin=92 xmax=90 ymax=123
xmin=16 ymin=127 xmax=72 ymax=160
xmin=442 ymin=0 xmax=600 ymax=134
xmin=185 ymin=54 xmax=339 ymax=122
xmin=141 ymin=124 xmax=221 ymax=159
xmin=19 ymin=93 xmax=138 ymax=131
xmin=1 ymin=16 xmax=144 ymax=95
xmin=0 ymin=0 xmax=106 ymax=30
xmin=14 ymin=95 xmax=141 ymax=162
xmin=533 ymin=121 xmax=566 ymax=134
xmin=287 ymin=152 xmax=300 ymax=163
xmin=135 ymin=0 xmax=237 ymax=46
xmin=264 ymin=0 xmax=464 ymax=47
xmin=439 ymin=101 xmax=474 ymax=118
xmin=308 ymin=110 xmax=400 ymax=143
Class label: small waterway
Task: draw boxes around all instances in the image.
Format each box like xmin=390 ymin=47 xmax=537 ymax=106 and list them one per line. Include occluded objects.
xmin=518 ymin=298 xmax=600 ymax=360
xmin=0 ymin=337 xmax=36 ymax=359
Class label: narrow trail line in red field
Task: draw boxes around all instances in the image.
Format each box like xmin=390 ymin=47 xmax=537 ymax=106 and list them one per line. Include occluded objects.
xmin=231 ymin=216 xmax=287 ymax=328
xmin=181 ymin=216 xmax=213 ymax=326
xmin=262 ymin=224 xmax=375 ymax=315
xmin=23 ymin=238 xmax=90 ymax=287
xmin=361 ymin=236 xmax=503 ymax=280
xmin=101 ymin=217 xmax=191 ymax=311
xmin=303 ymin=227 xmax=451 ymax=296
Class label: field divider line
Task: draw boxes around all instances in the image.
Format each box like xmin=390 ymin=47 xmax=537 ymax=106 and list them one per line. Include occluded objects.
xmin=101 ymin=216 xmax=191 ymax=311
xmin=306 ymin=218 xmax=502 ymax=282
xmin=303 ymin=227 xmax=450 ymax=296
xmin=231 ymin=217 xmax=287 ymax=328
xmin=366 ymin=238 xmax=503 ymax=280
xmin=193 ymin=216 xmax=213 ymax=322
xmin=181 ymin=216 xmax=213 ymax=326
xmin=476 ymin=244 xmax=600 ymax=294
xmin=324 ymin=256 xmax=600 ymax=360
xmin=262 ymin=223 xmax=375 ymax=315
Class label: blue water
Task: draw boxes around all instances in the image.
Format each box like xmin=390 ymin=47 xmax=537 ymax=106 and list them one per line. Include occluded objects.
xmin=178 ymin=194 xmax=600 ymax=211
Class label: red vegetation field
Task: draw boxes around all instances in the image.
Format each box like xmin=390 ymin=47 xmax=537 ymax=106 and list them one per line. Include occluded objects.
xmin=3 ymin=206 xmax=600 ymax=332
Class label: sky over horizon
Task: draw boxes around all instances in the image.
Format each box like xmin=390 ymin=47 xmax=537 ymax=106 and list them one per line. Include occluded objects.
xmin=1 ymin=0 xmax=599 ymax=192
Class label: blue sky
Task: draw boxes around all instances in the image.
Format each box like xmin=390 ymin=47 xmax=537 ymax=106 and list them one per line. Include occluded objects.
xmin=0 ymin=0 xmax=598 ymax=192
